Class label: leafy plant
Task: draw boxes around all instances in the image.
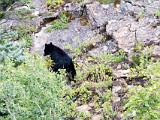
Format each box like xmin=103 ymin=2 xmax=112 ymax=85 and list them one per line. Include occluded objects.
xmin=155 ymin=9 xmax=160 ymax=17
xmin=0 ymin=52 xmax=69 ymax=120
xmin=0 ymin=0 xmax=31 ymax=11
xmin=0 ymin=25 xmax=35 ymax=48
xmin=124 ymin=79 xmax=160 ymax=119
xmin=98 ymin=0 xmax=115 ymax=4
xmin=15 ymin=8 xmax=33 ymax=20
xmin=0 ymin=41 xmax=24 ymax=65
xmin=0 ymin=11 xmax=5 ymax=19
xmin=125 ymin=52 xmax=160 ymax=119
xmin=47 ymin=0 xmax=64 ymax=9
xmin=45 ymin=12 xmax=69 ymax=32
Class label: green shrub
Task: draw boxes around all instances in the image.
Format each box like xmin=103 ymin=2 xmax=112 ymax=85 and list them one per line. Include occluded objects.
xmin=0 ymin=25 xmax=35 ymax=48
xmin=124 ymin=80 xmax=160 ymax=119
xmin=47 ymin=0 xmax=64 ymax=9
xmin=125 ymin=59 xmax=160 ymax=119
xmin=0 ymin=41 xmax=24 ymax=65
xmin=15 ymin=8 xmax=33 ymax=20
xmin=98 ymin=0 xmax=115 ymax=4
xmin=0 ymin=0 xmax=31 ymax=11
xmin=0 ymin=52 xmax=69 ymax=120
xmin=45 ymin=12 xmax=69 ymax=32
xmin=155 ymin=9 xmax=160 ymax=17
xmin=0 ymin=11 xmax=5 ymax=19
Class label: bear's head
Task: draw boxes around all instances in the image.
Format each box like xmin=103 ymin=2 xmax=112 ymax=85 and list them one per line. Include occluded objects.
xmin=44 ymin=42 xmax=54 ymax=56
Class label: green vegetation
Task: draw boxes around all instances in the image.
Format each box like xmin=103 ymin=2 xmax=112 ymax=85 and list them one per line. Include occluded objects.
xmin=0 ymin=0 xmax=31 ymax=11
xmin=0 ymin=11 xmax=5 ymax=19
xmin=0 ymin=24 xmax=36 ymax=48
xmin=0 ymin=53 xmax=69 ymax=120
xmin=47 ymin=0 xmax=64 ymax=9
xmin=98 ymin=0 xmax=115 ymax=4
xmin=45 ymin=12 xmax=69 ymax=32
xmin=1 ymin=0 xmax=160 ymax=119
xmin=15 ymin=8 xmax=34 ymax=20
xmin=124 ymin=45 xmax=160 ymax=119
xmin=125 ymin=61 xmax=160 ymax=119
xmin=155 ymin=9 xmax=160 ymax=17
xmin=63 ymin=39 xmax=126 ymax=119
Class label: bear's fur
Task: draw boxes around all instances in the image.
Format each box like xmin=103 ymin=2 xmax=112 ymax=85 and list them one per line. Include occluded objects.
xmin=44 ymin=42 xmax=76 ymax=80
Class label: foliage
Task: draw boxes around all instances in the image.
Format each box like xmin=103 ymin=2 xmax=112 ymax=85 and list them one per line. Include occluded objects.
xmin=125 ymin=48 xmax=160 ymax=119
xmin=98 ymin=0 xmax=115 ymax=4
xmin=14 ymin=25 xmax=35 ymax=47
xmin=0 ymin=52 xmax=69 ymax=120
xmin=125 ymin=70 xmax=160 ymax=120
xmin=130 ymin=45 xmax=152 ymax=78
xmin=45 ymin=12 xmax=69 ymax=32
xmin=0 ymin=0 xmax=31 ymax=11
xmin=0 ymin=0 xmax=15 ymax=11
xmin=0 ymin=11 xmax=5 ymax=19
xmin=155 ymin=9 xmax=160 ymax=17
xmin=62 ymin=48 xmax=124 ymax=119
xmin=0 ymin=25 xmax=35 ymax=48
xmin=15 ymin=8 xmax=33 ymax=20
xmin=47 ymin=0 xmax=64 ymax=9
xmin=0 ymin=40 xmax=24 ymax=65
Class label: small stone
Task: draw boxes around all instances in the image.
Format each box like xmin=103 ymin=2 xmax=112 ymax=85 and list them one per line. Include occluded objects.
xmin=92 ymin=114 xmax=103 ymax=120
xmin=86 ymin=1 xmax=108 ymax=28
xmin=113 ymin=69 xmax=130 ymax=79
xmin=76 ymin=104 xmax=92 ymax=113
xmin=152 ymin=45 xmax=160 ymax=57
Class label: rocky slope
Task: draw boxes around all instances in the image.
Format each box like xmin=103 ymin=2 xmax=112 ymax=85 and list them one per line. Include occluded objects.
xmin=0 ymin=0 xmax=160 ymax=119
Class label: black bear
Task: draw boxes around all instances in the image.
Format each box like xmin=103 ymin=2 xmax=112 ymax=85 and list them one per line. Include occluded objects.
xmin=44 ymin=42 xmax=76 ymax=80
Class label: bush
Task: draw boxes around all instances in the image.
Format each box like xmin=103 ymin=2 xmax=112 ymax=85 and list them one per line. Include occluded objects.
xmin=47 ymin=0 xmax=64 ymax=9
xmin=45 ymin=12 xmax=69 ymax=32
xmin=125 ymin=60 xmax=160 ymax=119
xmin=0 ymin=25 xmax=35 ymax=48
xmin=0 ymin=0 xmax=31 ymax=11
xmin=0 ymin=53 xmax=69 ymax=120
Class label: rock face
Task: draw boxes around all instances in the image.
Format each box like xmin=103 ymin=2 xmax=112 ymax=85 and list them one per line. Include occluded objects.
xmin=1 ymin=0 xmax=160 ymax=120
xmin=32 ymin=18 xmax=100 ymax=55
xmin=31 ymin=0 xmax=160 ymax=57
xmin=86 ymin=2 xmax=108 ymax=29
xmin=103 ymin=0 xmax=160 ymax=57
xmin=106 ymin=19 xmax=136 ymax=53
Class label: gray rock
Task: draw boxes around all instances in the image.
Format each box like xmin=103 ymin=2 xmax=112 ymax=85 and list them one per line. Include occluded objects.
xmin=112 ymin=69 xmax=131 ymax=79
xmin=152 ymin=45 xmax=160 ymax=57
xmin=106 ymin=19 xmax=136 ymax=53
xmin=88 ymin=40 xmax=118 ymax=57
xmin=76 ymin=104 xmax=91 ymax=113
xmin=64 ymin=3 xmax=83 ymax=17
xmin=32 ymin=18 xmax=99 ymax=55
xmin=145 ymin=1 xmax=160 ymax=16
xmin=122 ymin=0 xmax=160 ymax=18
xmin=92 ymin=114 xmax=103 ymax=120
xmin=105 ymin=13 xmax=160 ymax=56
xmin=85 ymin=2 xmax=108 ymax=28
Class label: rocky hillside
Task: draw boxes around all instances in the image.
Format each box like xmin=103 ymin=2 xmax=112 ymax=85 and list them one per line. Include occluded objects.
xmin=0 ymin=0 xmax=160 ymax=119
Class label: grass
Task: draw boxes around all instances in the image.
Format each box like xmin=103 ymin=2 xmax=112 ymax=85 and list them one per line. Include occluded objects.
xmin=47 ymin=0 xmax=64 ymax=9
xmin=98 ymin=0 xmax=115 ymax=4
xmin=45 ymin=12 xmax=69 ymax=32
xmin=155 ymin=9 xmax=160 ymax=17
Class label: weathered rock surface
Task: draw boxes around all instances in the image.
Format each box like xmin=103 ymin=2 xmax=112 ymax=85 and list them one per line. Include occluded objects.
xmin=32 ymin=18 xmax=100 ymax=55
xmin=104 ymin=2 xmax=160 ymax=56
xmin=0 ymin=0 xmax=57 ymax=32
xmin=88 ymin=40 xmax=118 ymax=57
xmin=86 ymin=2 xmax=108 ymax=29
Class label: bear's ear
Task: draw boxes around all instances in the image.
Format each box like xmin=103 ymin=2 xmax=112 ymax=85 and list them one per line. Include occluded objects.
xmin=49 ymin=42 xmax=53 ymax=45
xmin=45 ymin=43 xmax=48 ymax=46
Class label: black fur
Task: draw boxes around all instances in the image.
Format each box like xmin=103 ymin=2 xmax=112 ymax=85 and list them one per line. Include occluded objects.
xmin=44 ymin=42 xmax=76 ymax=79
